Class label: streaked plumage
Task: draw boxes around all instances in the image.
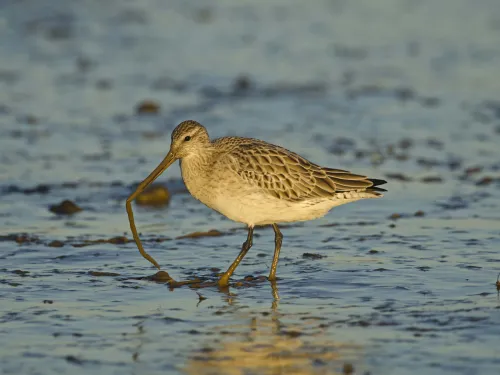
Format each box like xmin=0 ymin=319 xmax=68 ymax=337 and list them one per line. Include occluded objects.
xmin=126 ymin=120 xmax=387 ymax=286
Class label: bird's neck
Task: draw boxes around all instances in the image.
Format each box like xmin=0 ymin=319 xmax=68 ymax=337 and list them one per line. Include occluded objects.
xmin=180 ymin=147 xmax=214 ymax=175
xmin=180 ymin=148 xmax=216 ymax=201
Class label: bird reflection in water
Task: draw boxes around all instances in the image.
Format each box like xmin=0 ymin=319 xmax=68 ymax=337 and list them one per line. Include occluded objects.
xmin=184 ymin=300 xmax=360 ymax=375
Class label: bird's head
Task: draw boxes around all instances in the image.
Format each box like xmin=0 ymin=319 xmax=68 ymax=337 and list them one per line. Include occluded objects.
xmin=168 ymin=120 xmax=210 ymax=159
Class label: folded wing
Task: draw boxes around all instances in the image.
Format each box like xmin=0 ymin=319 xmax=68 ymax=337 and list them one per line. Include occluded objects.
xmin=221 ymin=139 xmax=383 ymax=201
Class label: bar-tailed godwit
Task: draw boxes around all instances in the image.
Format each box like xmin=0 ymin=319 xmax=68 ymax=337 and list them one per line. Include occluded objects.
xmin=126 ymin=120 xmax=386 ymax=287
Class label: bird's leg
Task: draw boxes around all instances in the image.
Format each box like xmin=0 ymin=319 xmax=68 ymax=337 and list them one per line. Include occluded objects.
xmin=268 ymin=223 xmax=283 ymax=281
xmin=218 ymin=226 xmax=254 ymax=287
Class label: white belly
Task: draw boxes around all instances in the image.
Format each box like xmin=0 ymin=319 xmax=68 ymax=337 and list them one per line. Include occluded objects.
xmin=207 ymin=192 xmax=361 ymax=226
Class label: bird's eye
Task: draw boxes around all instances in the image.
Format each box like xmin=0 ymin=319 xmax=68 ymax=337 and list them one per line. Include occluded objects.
xmin=184 ymin=136 xmax=191 ymax=142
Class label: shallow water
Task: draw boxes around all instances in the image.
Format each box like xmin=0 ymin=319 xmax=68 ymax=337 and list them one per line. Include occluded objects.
xmin=1 ymin=0 xmax=500 ymax=374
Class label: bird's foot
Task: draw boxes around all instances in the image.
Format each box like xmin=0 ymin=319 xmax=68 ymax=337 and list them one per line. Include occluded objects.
xmin=217 ymin=274 xmax=230 ymax=288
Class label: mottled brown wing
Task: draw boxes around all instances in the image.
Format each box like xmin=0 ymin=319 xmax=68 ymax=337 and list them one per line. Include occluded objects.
xmin=225 ymin=139 xmax=374 ymax=201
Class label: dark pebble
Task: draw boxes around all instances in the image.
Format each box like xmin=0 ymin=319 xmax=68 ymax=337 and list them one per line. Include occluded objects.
xmin=48 ymin=240 xmax=65 ymax=247
xmin=135 ymin=184 xmax=170 ymax=206
xmin=414 ymin=210 xmax=425 ymax=217
xmin=151 ymin=271 xmax=173 ymax=282
xmin=49 ymin=200 xmax=82 ymax=215
xmin=176 ymin=229 xmax=223 ymax=239
xmin=136 ymin=100 xmax=161 ymax=114
xmin=107 ymin=236 xmax=128 ymax=244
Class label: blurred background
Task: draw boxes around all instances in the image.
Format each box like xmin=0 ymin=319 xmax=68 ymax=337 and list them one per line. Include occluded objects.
xmin=1 ymin=1 xmax=500 ymax=374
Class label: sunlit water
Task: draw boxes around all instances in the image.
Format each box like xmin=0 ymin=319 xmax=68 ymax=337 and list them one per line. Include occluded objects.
xmin=1 ymin=1 xmax=500 ymax=374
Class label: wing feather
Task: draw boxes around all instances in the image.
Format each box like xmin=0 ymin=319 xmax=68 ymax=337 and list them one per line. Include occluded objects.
xmin=215 ymin=137 xmax=381 ymax=202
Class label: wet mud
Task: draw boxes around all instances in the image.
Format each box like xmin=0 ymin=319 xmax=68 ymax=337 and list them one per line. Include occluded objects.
xmin=1 ymin=1 xmax=500 ymax=375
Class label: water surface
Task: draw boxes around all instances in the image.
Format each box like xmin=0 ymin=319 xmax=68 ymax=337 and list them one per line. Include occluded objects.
xmin=1 ymin=1 xmax=500 ymax=374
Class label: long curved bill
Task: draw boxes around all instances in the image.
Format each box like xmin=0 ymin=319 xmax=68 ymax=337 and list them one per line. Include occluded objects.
xmin=126 ymin=151 xmax=176 ymax=269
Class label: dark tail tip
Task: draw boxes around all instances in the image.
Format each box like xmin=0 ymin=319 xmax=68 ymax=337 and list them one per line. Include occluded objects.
xmin=368 ymin=178 xmax=387 ymax=192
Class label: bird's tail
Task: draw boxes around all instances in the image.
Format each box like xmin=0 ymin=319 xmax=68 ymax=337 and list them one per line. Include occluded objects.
xmin=367 ymin=178 xmax=387 ymax=194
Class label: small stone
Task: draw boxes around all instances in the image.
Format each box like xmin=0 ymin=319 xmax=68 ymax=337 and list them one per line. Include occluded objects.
xmin=135 ymin=184 xmax=170 ymax=206
xmin=48 ymin=240 xmax=65 ymax=247
xmin=107 ymin=236 xmax=129 ymax=244
xmin=176 ymin=229 xmax=223 ymax=239
xmin=414 ymin=210 xmax=425 ymax=217
xmin=135 ymin=100 xmax=161 ymax=114
xmin=151 ymin=271 xmax=173 ymax=282
xmin=49 ymin=200 xmax=82 ymax=215
xmin=389 ymin=213 xmax=401 ymax=220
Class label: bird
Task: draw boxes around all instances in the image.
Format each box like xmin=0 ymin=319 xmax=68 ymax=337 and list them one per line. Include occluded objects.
xmin=126 ymin=120 xmax=387 ymax=287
